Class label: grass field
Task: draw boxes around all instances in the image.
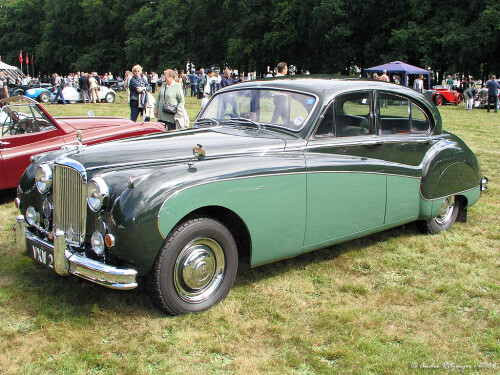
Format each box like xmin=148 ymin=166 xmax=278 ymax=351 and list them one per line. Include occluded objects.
xmin=0 ymin=94 xmax=498 ymax=374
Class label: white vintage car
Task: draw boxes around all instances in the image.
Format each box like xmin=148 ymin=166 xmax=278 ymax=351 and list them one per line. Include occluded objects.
xmin=51 ymin=86 xmax=116 ymax=104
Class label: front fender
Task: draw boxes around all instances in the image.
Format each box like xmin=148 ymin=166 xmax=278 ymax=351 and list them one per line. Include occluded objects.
xmin=108 ymin=153 xmax=307 ymax=274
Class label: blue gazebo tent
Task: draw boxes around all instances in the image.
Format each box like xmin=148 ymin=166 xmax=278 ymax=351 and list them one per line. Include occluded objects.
xmin=364 ymin=61 xmax=431 ymax=89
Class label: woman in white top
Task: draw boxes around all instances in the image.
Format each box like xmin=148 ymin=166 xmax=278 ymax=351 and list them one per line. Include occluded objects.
xmin=89 ymin=74 xmax=99 ymax=104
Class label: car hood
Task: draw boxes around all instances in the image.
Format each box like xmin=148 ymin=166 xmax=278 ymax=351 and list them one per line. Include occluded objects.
xmin=55 ymin=117 xmax=139 ymax=131
xmin=62 ymin=127 xmax=289 ymax=171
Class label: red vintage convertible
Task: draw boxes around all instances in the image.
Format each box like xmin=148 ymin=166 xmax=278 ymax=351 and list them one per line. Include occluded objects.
xmin=0 ymin=96 xmax=165 ymax=190
xmin=426 ymin=86 xmax=463 ymax=106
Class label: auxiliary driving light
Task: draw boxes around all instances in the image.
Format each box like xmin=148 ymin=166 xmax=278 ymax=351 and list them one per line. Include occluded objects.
xmin=91 ymin=231 xmax=105 ymax=255
xmin=26 ymin=206 xmax=39 ymax=227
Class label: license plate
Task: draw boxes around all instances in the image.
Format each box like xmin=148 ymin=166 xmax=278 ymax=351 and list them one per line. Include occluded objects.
xmin=28 ymin=239 xmax=55 ymax=270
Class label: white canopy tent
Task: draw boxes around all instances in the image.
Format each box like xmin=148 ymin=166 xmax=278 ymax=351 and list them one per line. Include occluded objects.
xmin=0 ymin=61 xmax=26 ymax=83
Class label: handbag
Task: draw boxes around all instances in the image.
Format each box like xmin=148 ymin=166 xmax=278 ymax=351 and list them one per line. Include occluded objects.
xmin=162 ymin=103 xmax=177 ymax=115
xmin=161 ymin=84 xmax=177 ymax=114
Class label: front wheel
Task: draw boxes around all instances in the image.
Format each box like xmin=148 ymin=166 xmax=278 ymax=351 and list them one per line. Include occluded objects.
xmin=417 ymin=196 xmax=459 ymax=234
xmin=146 ymin=217 xmax=238 ymax=315
xmin=38 ymin=91 xmax=50 ymax=103
xmin=435 ymin=94 xmax=444 ymax=106
xmin=104 ymin=92 xmax=115 ymax=103
xmin=455 ymin=94 xmax=463 ymax=106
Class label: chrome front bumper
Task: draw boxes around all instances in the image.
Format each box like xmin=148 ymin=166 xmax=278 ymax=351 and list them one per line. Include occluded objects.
xmin=15 ymin=215 xmax=138 ymax=290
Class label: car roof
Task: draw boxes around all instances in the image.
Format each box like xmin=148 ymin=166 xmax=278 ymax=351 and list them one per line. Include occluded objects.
xmin=220 ymin=76 xmax=442 ymax=136
xmin=230 ymin=76 xmax=422 ymax=98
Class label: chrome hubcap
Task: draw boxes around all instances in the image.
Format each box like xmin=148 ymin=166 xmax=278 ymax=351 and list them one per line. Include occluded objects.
xmin=174 ymin=237 xmax=225 ymax=303
xmin=435 ymin=196 xmax=455 ymax=225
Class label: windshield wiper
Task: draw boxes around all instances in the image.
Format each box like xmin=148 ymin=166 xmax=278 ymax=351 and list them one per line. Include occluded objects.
xmin=193 ymin=118 xmax=219 ymax=128
xmin=219 ymin=117 xmax=262 ymax=130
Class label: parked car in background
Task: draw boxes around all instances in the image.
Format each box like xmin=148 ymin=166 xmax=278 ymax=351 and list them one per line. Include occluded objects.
xmin=51 ymin=86 xmax=116 ymax=104
xmin=8 ymin=83 xmax=53 ymax=103
xmin=474 ymin=80 xmax=500 ymax=108
xmin=14 ymin=78 xmax=487 ymax=315
xmin=425 ymin=85 xmax=463 ymax=106
xmin=0 ymin=96 xmax=165 ymax=190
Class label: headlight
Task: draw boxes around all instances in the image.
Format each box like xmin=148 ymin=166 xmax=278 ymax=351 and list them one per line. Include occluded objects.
xmin=26 ymin=206 xmax=40 ymax=226
xmin=35 ymin=164 xmax=52 ymax=194
xmin=91 ymin=231 xmax=105 ymax=255
xmin=87 ymin=177 xmax=109 ymax=212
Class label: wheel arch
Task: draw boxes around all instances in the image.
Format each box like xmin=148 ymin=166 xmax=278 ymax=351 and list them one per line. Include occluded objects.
xmin=172 ymin=205 xmax=252 ymax=260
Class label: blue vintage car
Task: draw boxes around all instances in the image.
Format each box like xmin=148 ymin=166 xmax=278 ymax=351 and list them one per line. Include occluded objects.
xmin=9 ymin=83 xmax=52 ymax=103
xmin=14 ymin=77 xmax=488 ymax=315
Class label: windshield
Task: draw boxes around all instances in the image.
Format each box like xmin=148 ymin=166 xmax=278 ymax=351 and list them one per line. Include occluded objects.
xmin=0 ymin=103 xmax=56 ymax=137
xmin=199 ymin=89 xmax=317 ymax=131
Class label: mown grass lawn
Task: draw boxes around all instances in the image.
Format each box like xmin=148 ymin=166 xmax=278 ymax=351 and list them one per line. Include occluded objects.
xmin=0 ymin=94 xmax=498 ymax=374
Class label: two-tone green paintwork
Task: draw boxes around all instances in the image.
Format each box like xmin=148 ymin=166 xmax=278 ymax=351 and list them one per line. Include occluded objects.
xmin=17 ymin=78 xmax=483 ymax=277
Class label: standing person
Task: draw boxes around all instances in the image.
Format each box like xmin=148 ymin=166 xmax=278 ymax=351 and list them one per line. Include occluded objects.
xmin=197 ymin=68 xmax=207 ymax=99
xmin=446 ymin=76 xmax=454 ymax=92
xmin=189 ymin=70 xmax=198 ymax=97
xmin=0 ymin=71 xmax=9 ymax=100
xmin=51 ymin=74 xmax=66 ymax=105
xmin=79 ymin=72 xmax=90 ymax=103
xmin=272 ymin=62 xmax=288 ymax=123
xmin=463 ymin=86 xmax=477 ymax=110
xmin=181 ymin=71 xmax=189 ymax=96
xmin=150 ymin=71 xmax=158 ymax=93
xmin=221 ymin=70 xmax=237 ymax=117
xmin=221 ymin=69 xmax=235 ymax=88
xmin=379 ymin=70 xmax=390 ymax=82
xmin=129 ymin=65 xmax=149 ymax=122
xmin=89 ymin=73 xmax=99 ymax=104
xmin=413 ymin=75 xmax=424 ymax=93
xmin=276 ymin=62 xmax=288 ymax=77
xmin=485 ymin=75 xmax=500 ymax=113
xmin=154 ymin=69 xmax=184 ymax=131
xmin=203 ymin=69 xmax=214 ymax=98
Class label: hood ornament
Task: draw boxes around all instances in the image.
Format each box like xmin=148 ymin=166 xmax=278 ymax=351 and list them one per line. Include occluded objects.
xmin=188 ymin=144 xmax=206 ymax=169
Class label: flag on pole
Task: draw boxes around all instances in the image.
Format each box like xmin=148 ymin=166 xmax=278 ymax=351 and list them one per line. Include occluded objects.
xmin=25 ymin=53 xmax=28 ymax=65
xmin=19 ymin=50 xmax=23 ymax=63
xmin=31 ymin=55 xmax=34 ymax=65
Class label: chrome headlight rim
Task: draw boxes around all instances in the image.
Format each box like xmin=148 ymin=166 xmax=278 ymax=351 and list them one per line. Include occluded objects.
xmin=35 ymin=164 xmax=53 ymax=194
xmin=87 ymin=177 xmax=109 ymax=212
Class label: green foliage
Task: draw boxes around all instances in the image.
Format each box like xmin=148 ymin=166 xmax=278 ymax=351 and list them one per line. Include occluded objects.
xmin=0 ymin=0 xmax=498 ymax=77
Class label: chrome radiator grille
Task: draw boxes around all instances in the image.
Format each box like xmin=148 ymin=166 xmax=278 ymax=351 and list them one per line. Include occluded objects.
xmin=53 ymin=164 xmax=87 ymax=245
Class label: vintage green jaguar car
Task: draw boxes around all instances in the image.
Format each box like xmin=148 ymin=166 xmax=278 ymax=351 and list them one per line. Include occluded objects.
xmin=14 ymin=78 xmax=487 ymax=315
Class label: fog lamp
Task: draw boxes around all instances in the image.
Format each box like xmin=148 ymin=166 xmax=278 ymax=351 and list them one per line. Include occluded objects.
xmin=91 ymin=231 xmax=105 ymax=255
xmin=26 ymin=206 xmax=39 ymax=227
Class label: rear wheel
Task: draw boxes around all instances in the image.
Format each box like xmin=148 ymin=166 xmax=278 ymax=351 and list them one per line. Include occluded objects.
xmin=146 ymin=217 xmax=238 ymax=315
xmin=435 ymin=95 xmax=444 ymax=106
xmin=417 ymin=196 xmax=459 ymax=234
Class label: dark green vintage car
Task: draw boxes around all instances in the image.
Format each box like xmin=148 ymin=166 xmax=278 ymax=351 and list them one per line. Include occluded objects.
xmin=14 ymin=78 xmax=487 ymax=315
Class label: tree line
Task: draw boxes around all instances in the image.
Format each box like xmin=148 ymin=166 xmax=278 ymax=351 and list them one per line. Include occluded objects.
xmin=0 ymin=0 xmax=498 ymax=82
